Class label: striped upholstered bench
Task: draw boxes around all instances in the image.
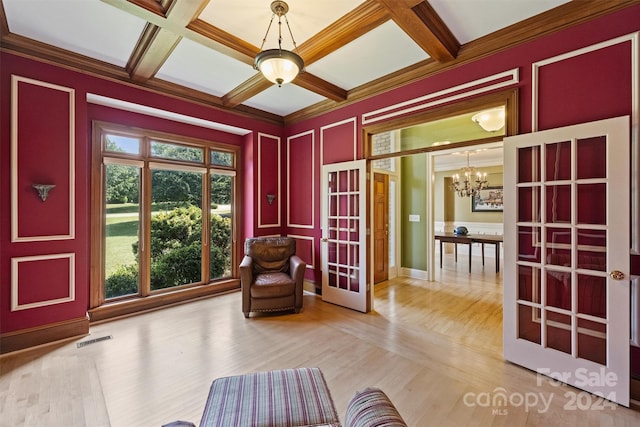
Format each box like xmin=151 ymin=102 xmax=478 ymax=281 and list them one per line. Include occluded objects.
xmin=163 ymin=367 xmax=407 ymax=427
xmin=199 ymin=367 xmax=340 ymax=427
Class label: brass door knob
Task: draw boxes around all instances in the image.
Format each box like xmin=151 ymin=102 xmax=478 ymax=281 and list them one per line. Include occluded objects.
xmin=609 ymin=270 xmax=625 ymax=280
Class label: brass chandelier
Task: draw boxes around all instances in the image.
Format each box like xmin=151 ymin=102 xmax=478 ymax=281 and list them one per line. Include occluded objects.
xmin=451 ymin=152 xmax=488 ymax=197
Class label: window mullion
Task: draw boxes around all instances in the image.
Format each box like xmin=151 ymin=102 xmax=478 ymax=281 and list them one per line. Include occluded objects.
xmin=202 ymin=171 xmax=210 ymax=282
xmin=139 ymin=164 xmax=152 ymax=297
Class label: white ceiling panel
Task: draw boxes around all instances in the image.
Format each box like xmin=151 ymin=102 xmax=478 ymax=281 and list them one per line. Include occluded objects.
xmin=306 ymin=21 xmax=429 ymax=90
xmin=156 ymin=38 xmax=258 ymax=98
xmin=3 ymin=0 xmax=146 ymax=67
xmin=244 ymin=83 xmax=326 ymax=117
xmin=199 ymin=0 xmax=366 ymax=48
xmin=430 ymin=0 xmax=571 ymax=44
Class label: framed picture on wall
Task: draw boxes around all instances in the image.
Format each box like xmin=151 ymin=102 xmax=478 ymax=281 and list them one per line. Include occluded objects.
xmin=472 ymin=186 xmax=504 ymax=212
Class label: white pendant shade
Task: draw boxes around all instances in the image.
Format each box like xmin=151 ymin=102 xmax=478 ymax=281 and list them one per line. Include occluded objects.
xmin=472 ymin=107 xmax=506 ymax=132
xmin=255 ymin=49 xmax=303 ymax=86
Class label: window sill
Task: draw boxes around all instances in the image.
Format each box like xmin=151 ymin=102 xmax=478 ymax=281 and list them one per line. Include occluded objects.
xmin=88 ymin=279 xmax=240 ymax=323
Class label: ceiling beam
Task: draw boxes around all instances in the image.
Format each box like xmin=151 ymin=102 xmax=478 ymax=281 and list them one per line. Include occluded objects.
xmin=375 ymin=0 xmax=459 ymax=62
xmin=222 ymin=70 xmax=348 ymax=108
xmin=126 ymin=0 xmax=210 ymax=81
xmin=222 ymin=74 xmax=272 ymax=107
xmin=295 ymin=0 xmax=391 ymax=64
xmin=186 ymin=19 xmax=258 ymax=64
xmin=294 ymin=73 xmax=348 ymax=102
xmin=125 ymin=0 xmax=165 ymax=16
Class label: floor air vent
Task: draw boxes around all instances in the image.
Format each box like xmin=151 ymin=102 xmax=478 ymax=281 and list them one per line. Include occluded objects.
xmin=77 ymin=335 xmax=113 ymax=348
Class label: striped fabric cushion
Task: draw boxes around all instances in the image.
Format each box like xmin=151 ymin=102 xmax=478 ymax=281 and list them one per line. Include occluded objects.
xmin=200 ymin=367 xmax=341 ymax=427
xmin=344 ymin=388 xmax=407 ymax=427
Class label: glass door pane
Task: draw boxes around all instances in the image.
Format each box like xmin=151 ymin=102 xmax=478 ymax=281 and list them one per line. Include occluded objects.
xmin=104 ymin=163 xmax=140 ymax=299
xmin=150 ymin=168 xmax=203 ymax=290
xmin=326 ymin=169 xmax=361 ymax=293
xmin=210 ymin=173 xmax=233 ymax=280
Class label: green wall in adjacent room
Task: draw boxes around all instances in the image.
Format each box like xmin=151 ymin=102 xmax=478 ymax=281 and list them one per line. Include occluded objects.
xmin=400 ymin=153 xmax=427 ymax=271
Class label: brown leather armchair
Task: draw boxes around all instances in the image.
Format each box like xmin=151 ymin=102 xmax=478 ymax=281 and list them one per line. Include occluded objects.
xmin=240 ymin=237 xmax=306 ymax=318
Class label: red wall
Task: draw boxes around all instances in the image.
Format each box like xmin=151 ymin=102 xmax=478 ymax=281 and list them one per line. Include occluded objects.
xmin=0 ymin=53 xmax=280 ymax=337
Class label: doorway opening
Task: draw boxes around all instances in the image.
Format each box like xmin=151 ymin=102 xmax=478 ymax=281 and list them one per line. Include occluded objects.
xmin=365 ymin=91 xmax=515 ymax=356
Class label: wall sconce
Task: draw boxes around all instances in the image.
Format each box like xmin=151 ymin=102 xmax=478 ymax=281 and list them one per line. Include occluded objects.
xmin=266 ymin=193 xmax=276 ymax=205
xmin=33 ymin=184 xmax=56 ymax=201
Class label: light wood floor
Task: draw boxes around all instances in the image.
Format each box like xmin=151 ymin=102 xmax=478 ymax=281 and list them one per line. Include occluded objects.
xmin=1 ymin=254 xmax=639 ymax=426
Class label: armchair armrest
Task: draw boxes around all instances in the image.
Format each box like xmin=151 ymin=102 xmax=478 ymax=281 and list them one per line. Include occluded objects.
xmin=240 ymin=255 xmax=254 ymax=317
xmin=290 ymin=255 xmax=306 ymax=311
xmin=290 ymin=255 xmax=306 ymax=282
xmin=239 ymin=255 xmax=253 ymax=277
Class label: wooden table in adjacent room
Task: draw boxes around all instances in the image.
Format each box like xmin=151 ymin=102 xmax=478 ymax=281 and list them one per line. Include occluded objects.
xmin=434 ymin=232 xmax=503 ymax=273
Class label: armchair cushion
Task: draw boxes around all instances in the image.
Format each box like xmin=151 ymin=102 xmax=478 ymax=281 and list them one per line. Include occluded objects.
xmin=246 ymin=237 xmax=294 ymax=273
xmin=252 ymin=272 xmax=295 ymax=298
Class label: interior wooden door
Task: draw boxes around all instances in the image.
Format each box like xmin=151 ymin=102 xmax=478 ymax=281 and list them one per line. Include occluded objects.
xmin=503 ymin=116 xmax=630 ymax=406
xmin=373 ymin=172 xmax=389 ymax=284
xmin=321 ymin=160 xmax=369 ymax=312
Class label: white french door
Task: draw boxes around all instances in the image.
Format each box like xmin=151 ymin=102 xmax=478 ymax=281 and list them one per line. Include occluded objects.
xmin=321 ymin=160 xmax=369 ymax=312
xmin=503 ymin=116 xmax=630 ymax=405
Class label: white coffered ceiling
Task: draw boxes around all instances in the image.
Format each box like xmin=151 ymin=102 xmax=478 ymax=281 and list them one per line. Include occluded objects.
xmin=0 ymin=0 xmax=579 ymax=120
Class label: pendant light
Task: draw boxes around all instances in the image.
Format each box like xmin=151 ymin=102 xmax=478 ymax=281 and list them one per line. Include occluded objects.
xmin=254 ymin=1 xmax=304 ymax=87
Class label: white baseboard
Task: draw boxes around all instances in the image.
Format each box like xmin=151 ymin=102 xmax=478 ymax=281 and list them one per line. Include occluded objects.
xmin=399 ymin=267 xmax=428 ymax=280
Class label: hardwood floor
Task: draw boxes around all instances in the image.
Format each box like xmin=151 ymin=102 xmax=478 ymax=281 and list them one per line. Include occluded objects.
xmin=1 ymin=254 xmax=639 ymax=426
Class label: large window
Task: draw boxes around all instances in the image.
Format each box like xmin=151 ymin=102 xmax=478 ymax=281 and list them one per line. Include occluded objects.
xmin=91 ymin=122 xmax=239 ymax=317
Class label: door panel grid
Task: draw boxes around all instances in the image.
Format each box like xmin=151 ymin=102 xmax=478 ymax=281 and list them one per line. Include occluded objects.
xmin=327 ymin=169 xmax=360 ymax=292
xmin=321 ymin=160 xmax=368 ymax=312
xmin=516 ymin=137 xmax=609 ymax=362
